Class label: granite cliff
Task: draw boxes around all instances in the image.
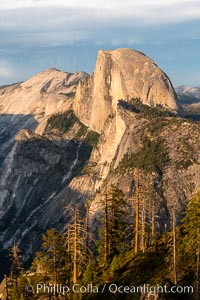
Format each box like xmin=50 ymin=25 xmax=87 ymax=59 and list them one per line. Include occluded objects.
xmin=74 ymin=48 xmax=178 ymax=133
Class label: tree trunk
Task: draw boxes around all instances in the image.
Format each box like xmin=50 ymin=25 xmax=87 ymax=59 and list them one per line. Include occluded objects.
xmin=172 ymin=209 xmax=177 ymax=285
xmin=5 ymin=274 xmax=9 ymax=300
xmin=104 ymin=190 xmax=109 ymax=263
xmin=135 ymin=170 xmax=139 ymax=255
xmin=151 ymin=201 xmax=155 ymax=244
xmin=141 ymin=198 xmax=145 ymax=253
xmin=195 ymin=227 xmax=200 ymax=300
xmin=73 ymin=209 xmax=78 ymax=283
xmin=67 ymin=225 xmax=71 ymax=283
xmin=53 ymin=251 xmax=58 ymax=300
xmin=85 ymin=203 xmax=90 ymax=263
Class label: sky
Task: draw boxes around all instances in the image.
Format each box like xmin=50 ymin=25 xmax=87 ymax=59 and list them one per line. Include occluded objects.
xmin=0 ymin=0 xmax=200 ymax=87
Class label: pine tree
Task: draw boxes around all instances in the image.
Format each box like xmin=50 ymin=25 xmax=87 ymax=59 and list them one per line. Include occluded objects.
xmin=31 ymin=227 xmax=67 ymax=300
xmin=9 ymin=241 xmax=22 ymax=288
xmin=172 ymin=209 xmax=177 ymax=285
xmin=8 ymin=241 xmax=26 ymax=300
xmin=100 ymin=185 xmax=129 ymax=263
xmin=103 ymin=188 xmax=109 ymax=263
xmin=182 ymin=192 xmax=200 ymax=299
xmin=84 ymin=200 xmax=92 ymax=265
xmin=67 ymin=224 xmax=72 ymax=283
xmin=66 ymin=207 xmax=91 ymax=284
xmin=134 ymin=171 xmax=139 ymax=254
xmin=41 ymin=229 xmax=66 ymax=285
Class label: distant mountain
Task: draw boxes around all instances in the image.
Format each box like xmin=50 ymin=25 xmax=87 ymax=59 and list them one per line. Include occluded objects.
xmin=175 ymin=85 xmax=200 ymax=104
xmin=175 ymin=85 xmax=200 ymax=120
xmin=175 ymin=85 xmax=200 ymax=94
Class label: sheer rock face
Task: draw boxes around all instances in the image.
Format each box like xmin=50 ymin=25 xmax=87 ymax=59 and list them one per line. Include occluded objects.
xmin=74 ymin=48 xmax=178 ymax=133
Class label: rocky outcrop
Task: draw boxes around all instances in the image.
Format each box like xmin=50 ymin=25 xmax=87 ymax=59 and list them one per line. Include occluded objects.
xmin=74 ymin=48 xmax=178 ymax=133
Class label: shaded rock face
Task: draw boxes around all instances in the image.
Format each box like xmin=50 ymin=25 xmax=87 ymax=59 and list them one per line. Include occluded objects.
xmin=74 ymin=48 xmax=178 ymax=133
xmin=0 ymin=127 xmax=92 ymax=254
xmin=0 ymin=114 xmax=38 ymax=163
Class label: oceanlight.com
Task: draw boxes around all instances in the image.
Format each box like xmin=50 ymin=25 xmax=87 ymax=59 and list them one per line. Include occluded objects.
xmin=25 ymin=283 xmax=194 ymax=295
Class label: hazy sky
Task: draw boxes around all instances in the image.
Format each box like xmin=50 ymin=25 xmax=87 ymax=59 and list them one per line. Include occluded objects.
xmin=0 ymin=0 xmax=200 ymax=86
